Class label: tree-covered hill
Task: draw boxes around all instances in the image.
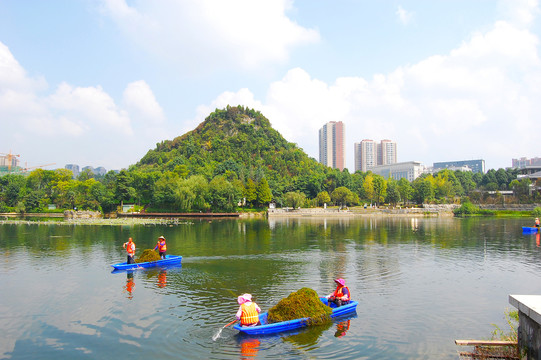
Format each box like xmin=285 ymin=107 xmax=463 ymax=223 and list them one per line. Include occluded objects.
xmin=135 ymin=105 xmax=334 ymax=198
xmin=0 ymin=105 xmax=531 ymax=214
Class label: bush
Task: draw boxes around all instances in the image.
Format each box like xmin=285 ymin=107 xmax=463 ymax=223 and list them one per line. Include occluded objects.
xmin=453 ymin=202 xmax=480 ymax=216
xmin=533 ymin=207 xmax=541 ymax=217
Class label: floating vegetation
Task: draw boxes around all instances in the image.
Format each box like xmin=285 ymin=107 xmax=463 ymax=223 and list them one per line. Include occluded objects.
xmin=267 ymin=287 xmax=332 ymax=325
xmin=135 ymin=249 xmax=161 ymax=263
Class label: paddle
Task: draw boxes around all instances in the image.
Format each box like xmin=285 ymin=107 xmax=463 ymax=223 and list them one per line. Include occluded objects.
xmin=212 ymin=319 xmax=237 ymax=341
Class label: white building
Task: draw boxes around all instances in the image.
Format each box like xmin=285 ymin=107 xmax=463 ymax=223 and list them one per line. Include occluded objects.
xmin=370 ymin=161 xmax=425 ymax=182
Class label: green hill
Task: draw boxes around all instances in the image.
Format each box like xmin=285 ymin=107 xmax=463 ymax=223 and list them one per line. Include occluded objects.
xmin=136 ymin=105 xmax=333 ymax=198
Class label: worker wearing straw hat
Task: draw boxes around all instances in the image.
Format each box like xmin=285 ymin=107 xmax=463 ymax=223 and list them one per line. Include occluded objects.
xmin=154 ymin=235 xmax=167 ymax=259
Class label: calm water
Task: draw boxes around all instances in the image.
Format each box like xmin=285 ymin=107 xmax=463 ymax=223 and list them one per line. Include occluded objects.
xmin=1 ymin=216 xmax=540 ymax=359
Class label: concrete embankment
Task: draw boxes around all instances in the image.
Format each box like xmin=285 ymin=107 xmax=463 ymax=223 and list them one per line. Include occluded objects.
xmin=268 ymin=204 xmax=459 ymax=217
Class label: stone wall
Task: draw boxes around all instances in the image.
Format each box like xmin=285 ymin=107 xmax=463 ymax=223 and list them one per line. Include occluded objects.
xmin=64 ymin=210 xmax=102 ymax=219
xmin=518 ymin=310 xmax=541 ymax=359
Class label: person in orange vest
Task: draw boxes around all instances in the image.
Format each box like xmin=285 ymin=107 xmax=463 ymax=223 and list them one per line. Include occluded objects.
xmin=123 ymin=237 xmax=136 ymax=264
xmin=325 ymin=278 xmax=350 ymax=307
xmin=235 ymin=293 xmax=261 ymax=327
xmin=154 ymin=235 xmax=167 ymax=259
xmin=535 ymin=218 xmax=540 ymax=228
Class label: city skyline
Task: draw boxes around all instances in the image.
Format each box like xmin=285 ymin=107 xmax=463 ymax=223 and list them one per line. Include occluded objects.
xmin=1 ymin=1 xmax=540 ymax=171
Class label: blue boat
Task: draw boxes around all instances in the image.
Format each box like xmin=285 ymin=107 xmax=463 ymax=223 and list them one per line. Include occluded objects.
xmin=110 ymin=255 xmax=182 ymax=270
xmin=233 ymin=297 xmax=358 ymax=335
xmin=522 ymin=226 xmax=539 ymax=234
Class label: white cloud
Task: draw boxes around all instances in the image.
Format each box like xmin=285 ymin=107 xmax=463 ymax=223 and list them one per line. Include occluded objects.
xmin=48 ymin=82 xmax=132 ymax=135
xmin=0 ymin=41 xmax=170 ymax=169
xmin=396 ymin=5 xmax=413 ymax=25
xmin=498 ymin=0 xmax=540 ymax=27
xmin=99 ymin=0 xmax=320 ymax=70
xmin=123 ymin=80 xmax=165 ymax=124
xmin=203 ymin=11 xmax=541 ymax=170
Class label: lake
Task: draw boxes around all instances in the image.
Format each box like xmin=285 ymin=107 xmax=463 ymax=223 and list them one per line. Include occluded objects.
xmin=0 ymin=216 xmax=540 ymax=359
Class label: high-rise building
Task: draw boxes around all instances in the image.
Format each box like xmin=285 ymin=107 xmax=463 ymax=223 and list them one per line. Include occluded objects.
xmin=319 ymin=121 xmax=345 ymax=170
xmin=354 ymin=139 xmax=397 ymax=172
xmin=378 ymin=139 xmax=397 ymax=166
xmin=354 ymin=140 xmax=377 ymax=172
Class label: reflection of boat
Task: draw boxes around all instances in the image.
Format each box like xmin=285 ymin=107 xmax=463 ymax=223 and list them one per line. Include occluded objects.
xmin=110 ymin=255 xmax=182 ymax=270
xmin=522 ymin=226 xmax=539 ymax=234
xmin=234 ymin=298 xmax=358 ymax=335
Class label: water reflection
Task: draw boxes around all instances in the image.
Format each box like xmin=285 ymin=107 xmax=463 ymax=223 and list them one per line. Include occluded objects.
xmin=125 ymin=271 xmax=135 ymax=299
xmin=3 ymin=217 xmax=541 ymax=360
xmin=158 ymin=270 xmax=167 ymax=288
xmin=239 ymin=337 xmax=260 ymax=358
xmin=334 ymin=319 xmax=351 ymax=338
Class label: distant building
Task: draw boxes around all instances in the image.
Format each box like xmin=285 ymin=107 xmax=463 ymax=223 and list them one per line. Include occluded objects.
xmin=354 ymin=140 xmax=377 ymax=172
xmin=82 ymin=166 xmax=94 ymax=174
xmin=0 ymin=154 xmax=20 ymax=170
xmin=94 ymin=167 xmax=107 ymax=176
xmin=319 ymin=121 xmax=345 ymax=171
xmin=370 ymin=161 xmax=424 ymax=182
xmin=67 ymin=165 xmax=108 ymax=177
xmin=512 ymin=157 xmax=541 ymax=168
xmin=378 ymin=139 xmax=397 ymax=166
xmin=433 ymin=159 xmax=485 ymax=174
xmin=65 ymin=164 xmax=80 ymax=178
xmin=354 ymin=139 xmax=397 ymax=173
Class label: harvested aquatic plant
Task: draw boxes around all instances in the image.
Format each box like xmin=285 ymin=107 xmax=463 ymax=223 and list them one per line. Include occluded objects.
xmin=267 ymin=287 xmax=332 ymax=325
xmin=135 ymin=249 xmax=161 ymax=263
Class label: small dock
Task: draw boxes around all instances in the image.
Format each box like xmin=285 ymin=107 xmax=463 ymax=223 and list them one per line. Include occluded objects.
xmin=509 ymin=294 xmax=541 ymax=359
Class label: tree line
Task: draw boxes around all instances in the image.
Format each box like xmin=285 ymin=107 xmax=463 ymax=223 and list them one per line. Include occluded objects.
xmin=0 ymin=166 xmax=535 ymax=214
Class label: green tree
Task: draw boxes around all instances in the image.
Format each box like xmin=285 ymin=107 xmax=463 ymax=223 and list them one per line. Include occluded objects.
xmin=284 ymin=191 xmax=306 ymax=208
xmin=331 ymin=186 xmax=358 ymax=208
xmin=256 ymin=178 xmax=272 ymax=206
xmin=397 ymin=178 xmax=413 ymax=205
xmin=208 ymin=175 xmax=240 ymax=212
xmin=385 ymin=178 xmax=400 ymax=206
xmin=244 ymin=178 xmax=257 ymax=206
xmin=316 ymin=191 xmax=331 ymax=206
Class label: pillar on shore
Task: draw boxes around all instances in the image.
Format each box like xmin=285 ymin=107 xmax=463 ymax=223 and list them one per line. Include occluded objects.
xmin=509 ymin=295 xmax=541 ymax=359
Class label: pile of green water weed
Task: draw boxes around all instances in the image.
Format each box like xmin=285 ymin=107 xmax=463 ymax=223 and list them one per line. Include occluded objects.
xmin=136 ymin=249 xmax=161 ymax=263
xmin=267 ymin=288 xmax=332 ymax=325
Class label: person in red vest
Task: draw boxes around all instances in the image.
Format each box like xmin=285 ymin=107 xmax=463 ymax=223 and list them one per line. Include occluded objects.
xmin=535 ymin=218 xmax=540 ymax=228
xmin=235 ymin=293 xmax=261 ymax=327
xmin=154 ymin=235 xmax=167 ymax=259
xmin=326 ymin=278 xmax=350 ymax=307
xmin=123 ymin=237 xmax=136 ymax=264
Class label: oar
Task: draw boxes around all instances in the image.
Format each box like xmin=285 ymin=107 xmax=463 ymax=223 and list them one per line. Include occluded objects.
xmin=212 ymin=319 xmax=237 ymax=341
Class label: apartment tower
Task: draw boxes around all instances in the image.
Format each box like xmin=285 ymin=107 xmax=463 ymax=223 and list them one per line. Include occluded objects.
xmin=354 ymin=139 xmax=397 ymax=172
xmin=319 ymin=121 xmax=345 ymax=171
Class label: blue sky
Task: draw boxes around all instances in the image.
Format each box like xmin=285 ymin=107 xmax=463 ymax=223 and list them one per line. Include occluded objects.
xmin=1 ymin=0 xmax=540 ymax=172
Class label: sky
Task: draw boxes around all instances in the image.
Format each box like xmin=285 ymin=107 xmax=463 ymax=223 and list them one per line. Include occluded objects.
xmin=1 ymin=0 xmax=540 ymax=173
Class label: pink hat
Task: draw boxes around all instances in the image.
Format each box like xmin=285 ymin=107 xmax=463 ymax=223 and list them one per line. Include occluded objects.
xmin=334 ymin=278 xmax=345 ymax=286
xmin=237 ymin=293 xmax=252 ymax=305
